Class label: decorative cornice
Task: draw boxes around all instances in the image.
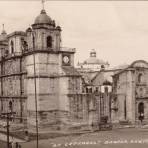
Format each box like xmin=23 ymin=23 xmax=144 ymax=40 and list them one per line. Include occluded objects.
xmin=0 ymin=72 xmax=27 ymax=78
xmin=7 ymin=31 xmax=26 ymax=38
xmin=27 ymin=74 xmax=81 ymax=79
xmin=23 ymin=48 xmax=75 ymax=56
xmin=0 ymin=96 xmax=27 ymax=99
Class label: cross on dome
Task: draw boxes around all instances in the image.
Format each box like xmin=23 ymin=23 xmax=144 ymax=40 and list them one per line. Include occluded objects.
xmin=1 ymin=24 xmax=6 ymax=35
xmin=41 ymin=0 xmax=46 ymax=10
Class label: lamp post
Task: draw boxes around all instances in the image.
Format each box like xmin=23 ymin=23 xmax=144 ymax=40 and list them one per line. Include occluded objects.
xmin=32 ymin=32 xmax=39 ymax=148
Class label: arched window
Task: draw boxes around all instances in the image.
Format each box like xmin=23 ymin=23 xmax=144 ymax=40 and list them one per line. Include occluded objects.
xmin=21 ymin=38 xmax=28 ymax=51
xmin=139 ymin=87 xmax=143 ymax=97
xmin=10 ymin=40 xmax=14 ymax=53
xmin=89 ymin=88 xmax=92 ymax=93
xmin=138 ymin=73 xmax=143 ymax=83
xmin=47 ymin=36 xmax=52 ymax=48
xmin=95 ymin=87 xmax=98 ymax=93
xmin=22 ymin=41 xmax=28 ymax=51
xmin=105 ymin=86 xmax=108 ymax=93
xmin=86 ymin=87 xmax=89 ymax=93
xmin=138 ymin=102 xmax=144 ymax=114
xmin=9 ymin=101 xmax=12 ymax=111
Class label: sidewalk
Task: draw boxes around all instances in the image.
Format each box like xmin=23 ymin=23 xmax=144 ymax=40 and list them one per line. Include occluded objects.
xmin=0 ymin=132 xmax=25 ymax=143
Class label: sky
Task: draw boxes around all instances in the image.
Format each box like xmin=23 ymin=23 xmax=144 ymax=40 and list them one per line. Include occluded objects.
xmin=0 ymin=0 xmax=148 ymax=67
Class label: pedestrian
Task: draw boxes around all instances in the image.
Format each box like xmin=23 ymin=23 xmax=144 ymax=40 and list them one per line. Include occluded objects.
xmin=9 ymin=142 xmax=12 ymax=148
xmin=139 ymin=112 xmax=144 ymax=125
xmin=18 ymin=144 xmax=22 ymax=148
xmin=12 ymin=141 xmax=15 ymax=148
xmin=11 ymin=137 xmax=15 ymax=148
xmin=15 ymin=142 xmax=19 ymax=148
xmin=141 ymin=113 xmax=144 ymax=123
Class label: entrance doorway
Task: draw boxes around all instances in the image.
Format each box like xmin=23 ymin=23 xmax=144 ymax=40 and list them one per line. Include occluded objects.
xmin=138 ymin=102 xmax=144 ymax=123
xmin=138 ymin=102 xmax=144 ymax=114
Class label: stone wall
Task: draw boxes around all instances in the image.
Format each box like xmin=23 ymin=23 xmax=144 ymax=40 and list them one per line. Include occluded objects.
xmin=0 ymin=56 xmax=27 ymax=123
xmin=112 ymin=62 xmax=148 ymax=124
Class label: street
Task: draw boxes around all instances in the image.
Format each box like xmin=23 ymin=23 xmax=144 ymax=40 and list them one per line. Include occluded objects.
xmin=0 ymin=140 xmax=6 ymax=148
xmin=13 ymin=128 xmax=148 ymax=148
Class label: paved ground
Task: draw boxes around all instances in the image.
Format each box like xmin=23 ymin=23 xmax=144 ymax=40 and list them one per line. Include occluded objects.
xmin=0 ymin=132 xmax=24 ymax=148
xmin=0 ymin=132 xmax=25 ymax=143
xmin=0 ymin=140 xmax=6 ymax=148
xmin=1 ymin=128 xmax=148 ymax=148
xmin=21 ymin=128 xmax=148 ymax=148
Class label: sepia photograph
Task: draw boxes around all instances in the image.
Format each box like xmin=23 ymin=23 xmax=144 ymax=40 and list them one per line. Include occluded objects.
xmin=0 ymin=0 xmax=148 ymax=148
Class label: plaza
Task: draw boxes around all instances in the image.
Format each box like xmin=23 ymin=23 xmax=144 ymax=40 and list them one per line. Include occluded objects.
xmin=1 ymin=127 xmax=148 ymax=148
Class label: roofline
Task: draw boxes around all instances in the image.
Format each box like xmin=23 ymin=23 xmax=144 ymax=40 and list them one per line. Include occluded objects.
xmin=7 ymin=31 xmax=26 ymax=38
xmin=130 ymin=60 xmax=148 ymax=67
xmin=78 ymin=62 xmax=109 ymax=65
xmin=113 ymin=68 xmax=135 ymax=77
xmin=91 ymin=67 xmax=130 ymax=82
xmin=113 ymin=60 xmax=148 ymax=76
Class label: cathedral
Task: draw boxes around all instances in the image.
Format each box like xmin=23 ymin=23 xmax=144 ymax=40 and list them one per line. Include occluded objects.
xmin=0 ymin=4 xmax=148 ymax=135
xmin=0 ymin=8 xmax=97 ymax=132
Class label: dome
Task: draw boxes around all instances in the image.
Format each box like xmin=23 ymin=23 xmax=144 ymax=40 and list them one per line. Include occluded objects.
xmin=34 ymin=9 xmax=52 ymax=24
xmin=84 ymin=57 xmax=108 ymax=65
xmin=84 ymin=49 xmax=109 ymax=65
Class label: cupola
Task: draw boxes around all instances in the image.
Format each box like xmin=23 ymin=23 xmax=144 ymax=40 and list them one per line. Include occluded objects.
xmin=0 ymin=24 xmax=7 ymax=41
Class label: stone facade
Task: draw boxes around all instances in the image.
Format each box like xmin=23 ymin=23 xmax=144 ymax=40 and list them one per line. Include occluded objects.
xmin=1 ymin=6 xmax=147 ymax=134
xmin=112 ymin=60 xmax=148 ymax=124
xmin=0 ymin=9 xmax=97 ymax=132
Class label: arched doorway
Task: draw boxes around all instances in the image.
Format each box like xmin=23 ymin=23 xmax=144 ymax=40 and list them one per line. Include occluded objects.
xmin=47 ymin=36 xmax=52 ymax=48
xmin=138 ymin=102 xmax=144 ymax=114
xmin=138 ymin=102 xmax=144 ymax=122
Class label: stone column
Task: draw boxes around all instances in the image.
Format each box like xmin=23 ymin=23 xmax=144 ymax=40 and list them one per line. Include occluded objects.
xmin=126 ymin=70 xmax=135 ymax=123
xmin=118 ymin=95 xmax=125 ymax=121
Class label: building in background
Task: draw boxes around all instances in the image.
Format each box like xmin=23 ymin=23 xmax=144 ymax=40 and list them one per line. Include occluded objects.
xmin=77 ymin=49 xmax=109 ymax=72
xmin=112 ymin=60 xmax=148 ymax=124
xmin=77 ymin=49 xmax=110 ymax=93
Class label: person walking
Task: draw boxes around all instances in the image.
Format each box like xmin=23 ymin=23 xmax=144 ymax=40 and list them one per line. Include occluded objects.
xmin=11 ymin=137 xmax=15 ymax=148
xmin=15 ymin=142 xmax=21 ymax=148
xmin=15 ymin=142 xmax=19 ymax=148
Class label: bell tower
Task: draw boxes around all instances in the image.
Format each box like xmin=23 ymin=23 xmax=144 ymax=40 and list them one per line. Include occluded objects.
xmin=26 ymin=2 xmax=78 ymax=132
xmin=29 ymin=9 xmax=62 ymax=51
xmin=26 ymin=6 xmax=63 ymax=131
